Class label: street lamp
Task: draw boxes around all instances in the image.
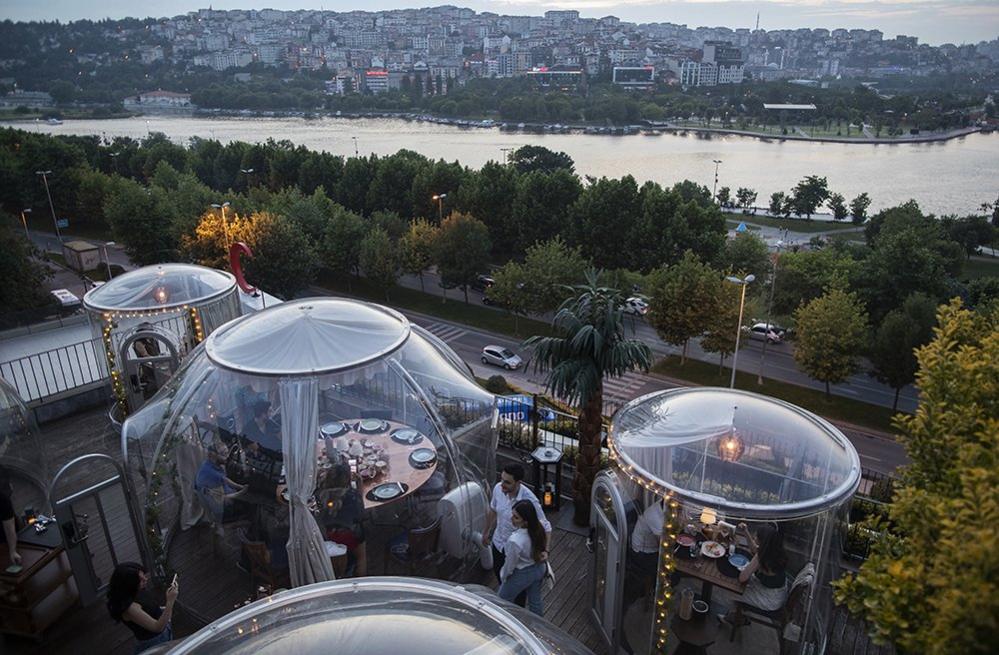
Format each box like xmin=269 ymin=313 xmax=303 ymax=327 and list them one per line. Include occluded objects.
xmin=500 ymin=147 xmax=514 ymax=165
xmin=432 ymin=193 xmax=448 ymax=222
xmin=109 ymin=151 xmax=120 ymax=175
xmin=712 ymin=159 xmax=723 ymax=203
xmin=757 ymin=241 xmax=783 ymax=385
xmin=211 ymin=201 xmax=232 ymax=249
xmin=239 ymin=168 xmax=254 ymax=189
xmin=19 ymin=208 xmax=32 ymax=242
xmin=35 ymin=170 xmax=62 ymax=243
xmin=724 ymin=273 xmax=755 ymax=389
xmin=101 ymin=241 xmax=116 ymax=281
xmin=351 ymin=136 xmax=359 ymax=157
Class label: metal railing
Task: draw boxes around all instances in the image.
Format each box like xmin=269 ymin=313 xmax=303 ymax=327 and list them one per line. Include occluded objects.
xmin=1 ymin=337 xmax=109 ymax=403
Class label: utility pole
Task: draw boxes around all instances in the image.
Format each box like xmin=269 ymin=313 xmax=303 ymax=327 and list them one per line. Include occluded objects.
xmin=712 ymin=159 xmax=722 ymax=203
xmin=500 ymin=147 xmax=513 ymax=165
xmin=20 ymin=208 xmax=32 ymax=242
xmin=35 ymin=170 xmax=62 ymax=243
xmin=757 ymin=242 xmax=783 ymax=385
xmin=352 ymin=136 xmax=359 ymax=157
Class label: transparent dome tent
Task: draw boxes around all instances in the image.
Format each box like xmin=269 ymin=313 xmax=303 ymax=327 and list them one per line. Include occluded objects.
xmin=0 ymin=377 xmax=50 ymax=513
xmin=589 ymin=388 xmax=861 ymax=655
xmin=121 ymin=298 xmax=497 ymax=622
xmin=164 ymin=578 xmax=593 ymax=655
xmin=82 ymin=263 xmax=241 ymax=418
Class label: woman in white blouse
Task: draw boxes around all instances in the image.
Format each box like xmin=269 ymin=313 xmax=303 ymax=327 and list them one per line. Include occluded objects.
xmin=497 ymin=500 xmax=548 ymax=615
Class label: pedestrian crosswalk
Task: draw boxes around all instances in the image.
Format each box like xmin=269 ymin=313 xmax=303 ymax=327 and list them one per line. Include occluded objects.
xmin=420 ymin=321 xmax=468 ymax=343
xmin=602 ymin=371 xmax=648 ymax=404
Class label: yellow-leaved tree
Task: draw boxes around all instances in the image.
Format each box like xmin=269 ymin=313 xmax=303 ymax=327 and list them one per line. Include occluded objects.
xmin=833 ymin=298 xmax=999 ymax=654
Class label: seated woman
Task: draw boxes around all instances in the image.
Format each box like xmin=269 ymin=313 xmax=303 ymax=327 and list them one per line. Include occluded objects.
xmin=107 ymin=562 xmax=179 ymax=654
xmin=316 ymin=464 xmax=367 ymax=576
xmin=720 ymin=523 xmax=789 ymax=626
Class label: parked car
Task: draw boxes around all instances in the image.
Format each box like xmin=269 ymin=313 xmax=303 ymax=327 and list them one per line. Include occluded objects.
xmin=622 ymin=297 xmax=649 ymax=316
xmin=481 ymin=345 xmax=522 ymax=370
xmin=745 ymin=322 xmax=784 ymax=344
xmin=471 ymin=275 xmax=495 ymax=293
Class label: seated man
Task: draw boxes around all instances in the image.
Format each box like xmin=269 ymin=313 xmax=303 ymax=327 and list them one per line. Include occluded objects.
xmin=316 ymin=464 xmax=367 ymax=576
xmin=195 ymin=443 xmax=248 ymax=524
xmin=243 ymin=400 xmax=282 ymax=455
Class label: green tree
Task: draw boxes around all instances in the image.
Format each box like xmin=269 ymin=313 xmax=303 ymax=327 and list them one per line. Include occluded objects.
xmin=793 ymin=288 xmax=869 ymax=397
xmin=399 ymin=218 xmax=438 ymax=292
xmin=849 ymin=192 xmax=871 ymax=225
xmin=488 ymin=261 xmax=531 ymax=334
xmin=359 ymin=226 xmax=399 ymax=300
xmin=512 ymin=169 xmax=582 ymax=254
xmin=827 ymin=192 xmax=849 ymax=221
xmin=790 ymin=175 xmax=830 ymax=219
xmin=834 ymin=299 xmax=999 ymax=655
xmin=716 ymin=186 xmax=732 ymax=208
xmin=569 ymin=175 xmax=641 ymax=269
xmin=771 ymin=247 xmax=858 ymax=316
xmin=718 ymin=232 xmax=770 ymax=282
xmin=735 ymin=187 xmax=758 ymax=214
xmin=646 ymin=252 xmax=719 ymax=363
xmin=0 ymin=220 xmax=53 ymax=316
xmin=508 ymin=145 xmax=575 ymax=175
xmin=520 ymin=236 xmax=588 ymax=316
xmin=524 ymin=270 xmax=653 ymax=526
xmin=700 ymin=276 xmax=742 ymax=372
xmin=768 ymin=191 xmax=786 ymax=218
xmin=453 ymin=161 xmax=519 ymax=255
xmin=103 ymin=178 xmax=178 ymax=265
xmin=867 ymin=292 xmax=937 ymax=411
xmin=941 ymin=214 xmax=994 ymax=260
xmin=230 ymin=211 xmax=318 ymax=299
xmin=435 ymin=212 xmax=491 ymax=303
xmin=179 ymin=208 xmax=250 ymax=270
xmin=321 ymin=205 xmax=367 ymax=284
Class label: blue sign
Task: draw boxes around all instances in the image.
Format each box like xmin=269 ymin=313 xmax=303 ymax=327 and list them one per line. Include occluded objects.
xmin=497 ymin=395 xmax=557 ymax=423
xmin=735 ymin=222 xmax=747 ymax=233
xmin=56 ymin=218 xmax=69 ymax=229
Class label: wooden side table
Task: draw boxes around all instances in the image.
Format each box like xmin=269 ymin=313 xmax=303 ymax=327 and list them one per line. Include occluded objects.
xmin=0 ymin=534 xmax=79 ymax=640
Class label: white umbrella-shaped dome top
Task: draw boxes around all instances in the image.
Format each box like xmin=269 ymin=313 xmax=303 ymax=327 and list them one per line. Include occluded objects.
xmin=610 ymin=387 xmax=861 ymax=519
xmin=83 ymin=263 xmax=236 ymax=313
xmin=205 ymin=298 xmax=411 ymax=376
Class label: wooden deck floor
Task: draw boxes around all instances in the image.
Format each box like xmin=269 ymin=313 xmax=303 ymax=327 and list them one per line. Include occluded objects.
xmin=2 ymin=407 xmax=891 ymax=655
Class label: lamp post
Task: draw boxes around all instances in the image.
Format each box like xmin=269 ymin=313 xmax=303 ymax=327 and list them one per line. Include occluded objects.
xmin=109 ymin=151 xmax=120 ymax=175
xmin=351 ymin=136 xmax=359 ymax=157
xmin=432 ymin=193 xmax=448 ymax=222
xmin=239 ymin=168 xmax=254 ymax=189
xmin=35 ymin=170 xmax=63 ymax=243
xmin=725 ymin=273 xmax=755 ymax=388
xmin=712 ymin=159 xmax=722 ymax=204
xmin=211 ymin=201 xmax=232 ymax=250
xmin=101 ymin=241 xmax=115 ymax=281
xmin=757 ymin=241 xmax=783 ymax=385
xmin=19 ymin=208 xmax=32 ymax=242
xmin=500 ymin=147 xmax=513 ymax=165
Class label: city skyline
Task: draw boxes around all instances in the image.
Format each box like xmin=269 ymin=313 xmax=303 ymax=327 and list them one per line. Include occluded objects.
xmin=0 ymin=1 xmax=996 ymax=46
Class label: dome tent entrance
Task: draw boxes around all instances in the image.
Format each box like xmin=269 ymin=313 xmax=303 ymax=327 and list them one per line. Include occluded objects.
xmin=83 ymin=263 xmax=240 ymax=417
xmin=121 ymin=298 xmax=497 ymax=621
xmin=591 ymin=388 xmax=861 ymax=655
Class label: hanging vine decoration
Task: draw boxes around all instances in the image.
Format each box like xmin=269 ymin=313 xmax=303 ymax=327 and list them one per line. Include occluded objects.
xmin=102 ymin=312 xmax=129 ymax=416
xmin=144 ymin=426 xmax=184 ymax=574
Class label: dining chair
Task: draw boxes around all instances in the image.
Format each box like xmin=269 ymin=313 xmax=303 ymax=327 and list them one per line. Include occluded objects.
xmin=238 ymin=529 xmax=290 ymax=592
xmin=383 ymin=518 xmax=442 ymax=576
xmin=728 ymin=562 xmax=815 ymax=655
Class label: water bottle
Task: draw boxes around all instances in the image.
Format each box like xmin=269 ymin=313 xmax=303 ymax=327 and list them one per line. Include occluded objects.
xmin=729 ymin=542 xmax=736 ymax=557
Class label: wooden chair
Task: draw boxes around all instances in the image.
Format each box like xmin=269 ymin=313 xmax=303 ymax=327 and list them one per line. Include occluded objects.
xmin=239 ymin=530 xmax=290 ymax=592
xmin=728 ymin=563 xmax=815 ymax=655
xmin=383 ymin=518 xmax=442 ymax=576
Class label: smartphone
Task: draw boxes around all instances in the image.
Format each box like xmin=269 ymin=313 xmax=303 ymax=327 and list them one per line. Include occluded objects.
xmin=5 ymin=564 xmax=23 ymax=575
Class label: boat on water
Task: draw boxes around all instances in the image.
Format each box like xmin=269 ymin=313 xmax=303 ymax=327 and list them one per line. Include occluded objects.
xmin=45 ymin=117 xmax=63 ymax=125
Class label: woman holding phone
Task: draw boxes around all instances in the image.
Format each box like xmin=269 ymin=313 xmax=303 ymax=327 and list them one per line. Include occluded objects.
xmin=107 ymin=562 xmax=179 ymax=653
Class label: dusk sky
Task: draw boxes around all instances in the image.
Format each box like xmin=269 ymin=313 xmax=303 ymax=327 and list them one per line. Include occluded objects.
xmin=0 ymin=1 xmax=996 ymax=45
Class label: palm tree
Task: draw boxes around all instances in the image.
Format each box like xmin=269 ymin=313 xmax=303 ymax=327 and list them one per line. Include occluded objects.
xmin=524 ymin=270 xmax=653 ymax=526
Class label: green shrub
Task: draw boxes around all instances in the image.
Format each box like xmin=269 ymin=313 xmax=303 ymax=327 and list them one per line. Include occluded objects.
xmin=484 ymin=375 xmax=510 ymax=394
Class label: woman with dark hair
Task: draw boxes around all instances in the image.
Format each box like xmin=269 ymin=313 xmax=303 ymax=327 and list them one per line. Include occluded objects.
xmin=721 ymin=523 xmax=789 ymax=626
xmin=107 ymin=562 xmax=178 ymax=653
xmin=497 ymin=500 xmax=549 ymax=615
xmin=0 ymin=467 xmax=20 ymax=569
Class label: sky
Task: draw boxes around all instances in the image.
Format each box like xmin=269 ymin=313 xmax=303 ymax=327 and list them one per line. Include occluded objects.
xmin=0 ymin=1 xmax=996 ymax=45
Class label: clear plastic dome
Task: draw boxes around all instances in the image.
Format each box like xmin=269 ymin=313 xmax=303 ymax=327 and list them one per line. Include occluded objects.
xmin=170 ymin=578 xmax=589 ymax=655
xmin=610 ymin=387 xmax=860 ymax=519
xmin=120 ymin=299 xmax=497 ymax=622
xmin=83 ymin=263 xmax=237 ymax=313
xmin=0 ymin=378 xmax=50 ymax=510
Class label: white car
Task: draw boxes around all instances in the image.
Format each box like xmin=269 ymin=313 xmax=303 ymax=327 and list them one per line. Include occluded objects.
xmin=623 ymin=297 xmax=649 ymax=316
xmin=745 ymin=323 xmax=784 ymax=344
xmin=481 ymin=345 xmax=523 ymax=370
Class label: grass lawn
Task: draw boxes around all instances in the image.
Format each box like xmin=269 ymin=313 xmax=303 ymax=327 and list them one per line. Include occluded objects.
xmin=652 ymin=355 xmax=900 ymax=433
xmin=725 ymin=214 xmax=862 ymax=233
xmin=961 ymin=256 xmax=999 ymax=280
xmin=317 ymin=271 xmax=556 ymax=340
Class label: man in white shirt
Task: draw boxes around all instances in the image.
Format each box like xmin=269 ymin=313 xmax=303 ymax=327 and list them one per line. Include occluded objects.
xmin=630 ymin=499 xmax=664 ymax=557
xmin=482 ymin=463 xmax=552 ymax=590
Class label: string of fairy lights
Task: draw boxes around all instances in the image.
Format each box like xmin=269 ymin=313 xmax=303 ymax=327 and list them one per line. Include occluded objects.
xmin=608 ymin=436 xmax=681 ymax=654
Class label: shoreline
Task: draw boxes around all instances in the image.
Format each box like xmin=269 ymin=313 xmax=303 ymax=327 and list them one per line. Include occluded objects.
xmin=1 ymin=108 xmax=986 ymax=146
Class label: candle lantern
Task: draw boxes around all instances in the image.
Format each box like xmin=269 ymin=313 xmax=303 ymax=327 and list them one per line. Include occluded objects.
xmin=530 ymin=446 xmax=564 ymax=512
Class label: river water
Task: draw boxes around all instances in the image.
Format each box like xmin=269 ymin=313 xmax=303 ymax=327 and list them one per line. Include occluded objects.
xmin=6 ymin=115 xmax=997 ymax=215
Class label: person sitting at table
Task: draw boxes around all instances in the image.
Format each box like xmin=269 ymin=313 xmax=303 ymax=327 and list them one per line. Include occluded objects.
xmin=317 ymin=464 xmax=367 ymax=576
xmin=195 ymin=443 xmax=248 ymax=524
xmin=626 ymin=499 xmax=664 ymax=605
xmin=243 ymin=400 xmax=282 ymax=455
xmin=719 ymin=523 xmax=789 ymax=627
xmin=1 ymin=468 xmax=21 ymax=568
